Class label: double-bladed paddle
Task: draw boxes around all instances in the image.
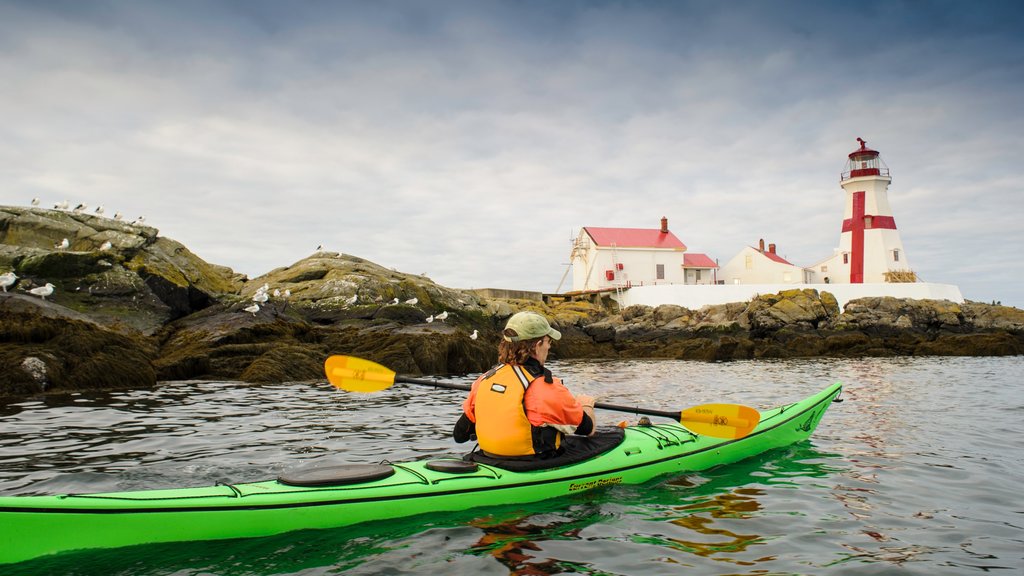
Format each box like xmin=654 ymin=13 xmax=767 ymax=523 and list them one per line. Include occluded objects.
xmin=324 ymin=355 xmax=760 ymax=439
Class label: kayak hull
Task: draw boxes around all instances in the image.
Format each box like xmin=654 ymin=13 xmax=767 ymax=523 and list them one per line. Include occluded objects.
xmin=0 ymin=382 xmax=841 ymax=565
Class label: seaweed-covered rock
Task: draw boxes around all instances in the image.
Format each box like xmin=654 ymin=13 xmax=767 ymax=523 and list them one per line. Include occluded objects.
xmin=0 ymin=293 xmax=157 ymax=395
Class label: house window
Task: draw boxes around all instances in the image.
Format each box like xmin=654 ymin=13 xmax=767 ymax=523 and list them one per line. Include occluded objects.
xmin=820 ymin=265 xmax=828 ymax=272
xmin=843 ymin=253 xmax=849 ymax=264
xmin=745 ymin=255 xmax=753 ymax=270
xmin=656 ymin=264 xmax=665 ymax=280
xmin=893 ymin=249 xmax=900 ymax=262
xmin=695 ymin=270 xmax=702 ymax=282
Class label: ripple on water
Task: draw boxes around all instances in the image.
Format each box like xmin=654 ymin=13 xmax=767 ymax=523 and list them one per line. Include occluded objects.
xmin=1 ymin=356 xmax=1022 ymax=575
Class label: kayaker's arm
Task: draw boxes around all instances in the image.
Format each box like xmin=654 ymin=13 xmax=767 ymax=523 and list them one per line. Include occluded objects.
xmin=453 ymin=413 xmax=476 ymax=443
xmin=573 ymin=412 xmax=594 ymax=436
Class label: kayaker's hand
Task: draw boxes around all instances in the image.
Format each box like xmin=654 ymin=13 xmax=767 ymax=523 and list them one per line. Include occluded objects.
xmin=577 ymin=394 xmax=595 ymax=408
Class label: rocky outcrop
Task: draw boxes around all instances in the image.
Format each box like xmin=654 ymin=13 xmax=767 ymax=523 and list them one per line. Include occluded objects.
xmin=2 ymin=204 xmax=1022 ymax=397
xmin=559 ymin=289 xmax=1024 ymax=361
xmin=1 ymin=206 xmax=243 ymax=334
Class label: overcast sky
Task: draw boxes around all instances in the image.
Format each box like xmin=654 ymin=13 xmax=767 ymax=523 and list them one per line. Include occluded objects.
xmin=2 ymin=0 xmax=1021 ymax=307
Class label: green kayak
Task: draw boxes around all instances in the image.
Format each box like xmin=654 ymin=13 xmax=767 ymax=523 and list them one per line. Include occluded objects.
xmin=0 ymin=382 xmax=841 ymax=566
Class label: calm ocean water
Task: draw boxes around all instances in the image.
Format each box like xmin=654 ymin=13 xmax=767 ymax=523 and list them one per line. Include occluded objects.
xmin=1 ymin=356 xmax=1022 ymax=575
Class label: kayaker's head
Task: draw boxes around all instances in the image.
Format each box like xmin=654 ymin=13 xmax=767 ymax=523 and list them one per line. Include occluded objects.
xmin=499 ymin=311 xmax=561 ymax=365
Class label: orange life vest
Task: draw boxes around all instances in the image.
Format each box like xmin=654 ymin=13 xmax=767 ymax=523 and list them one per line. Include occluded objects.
xmin=472 ymin=364 xmax=559 ymax=457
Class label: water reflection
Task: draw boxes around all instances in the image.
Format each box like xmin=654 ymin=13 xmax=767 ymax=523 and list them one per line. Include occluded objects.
xmin=1 ymin=356 xmax=1021 ymax=575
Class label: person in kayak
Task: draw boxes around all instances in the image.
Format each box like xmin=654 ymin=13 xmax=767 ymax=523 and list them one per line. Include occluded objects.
xmin=453 ymin=311 xmax=596 ymax=458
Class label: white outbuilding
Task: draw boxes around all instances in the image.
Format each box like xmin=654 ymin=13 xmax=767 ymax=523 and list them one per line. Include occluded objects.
xmin=718 ymin=240 xmax=805 ymax=285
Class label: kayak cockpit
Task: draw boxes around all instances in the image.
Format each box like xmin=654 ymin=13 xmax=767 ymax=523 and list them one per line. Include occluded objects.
xmin=465 ymin=427 xmax=625 ymax=472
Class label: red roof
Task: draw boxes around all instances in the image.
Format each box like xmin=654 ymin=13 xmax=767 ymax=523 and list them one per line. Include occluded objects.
xmin=584 ymin=227 xmax=686 ymax=250
xmin=683 ymin=253 xmax=718 ymax=268
xmin=759 ymin=249 xmax=794 ymax=266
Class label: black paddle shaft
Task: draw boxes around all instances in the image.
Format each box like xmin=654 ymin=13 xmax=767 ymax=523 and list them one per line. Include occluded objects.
xmin=397 ymin=376 xmax=681 ymax=420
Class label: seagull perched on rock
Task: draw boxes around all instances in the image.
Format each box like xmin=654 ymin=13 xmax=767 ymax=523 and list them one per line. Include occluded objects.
xmin=131 ymin=216 xmax=146 ymax=226
xmin=404 ymin=297 xmax=418 ymax=305
xmin=435 ymin=311 xmax=449 ymax=322
xmin=0 ymin=272 xmax=17 ymax=292
xmin=389 ymin=297 xmax=399 ymax=305
xmin=243 ymin=303 xmax=260 ymax=316
xmin=426 ymin=314 xmax=434 ymax=323
xmin=56 ymin=238 xmax=70 ymax=251
xmin=470 ymin=329 xmax=478 ymax=340
xmin=252 ymin=291 xmax=269 ymax=304
xmin=94 ymin=205 xmax=105 ymax=216
xmin=30 ymin=283 xmax=55 ymax=300
xmin=344 ymin=294 xmax=358 ymax=306
xmin=54 ymin=200 xmax=69 ymax=210
xmin=315 ymin=244 xmax=324 ymax=252
xmin=31 ymin=197 xmax=40 ymax=206
xmin=282 ymin=289 xmax=291 ymax=298
xmin=73 ymin=203 xmax=88 ymax=213
xmin=273 ymin=288 xmax=281 ymax=297
xmin=99 ymin=241 xmax=113 ymax=251
xmin=113 ymin=212 xmax=123 ymax=221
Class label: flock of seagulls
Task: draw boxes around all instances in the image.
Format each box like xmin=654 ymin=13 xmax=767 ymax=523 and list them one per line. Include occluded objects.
xmin=242 ymin=283 xmax=291 ymax=316
xmin=22 ymin=198 xmax=144 ymax=257
xmin=1 ymin=271 xmax=56 ymax=301
xmin=425 ymin=310 xmax=450 ymax=323
xmin=30 ymin=197 xmax=145 ymax=228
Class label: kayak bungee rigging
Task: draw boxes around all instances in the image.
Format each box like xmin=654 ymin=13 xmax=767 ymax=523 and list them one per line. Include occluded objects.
xmin=0 ymin=356 xmax=842 ymax=566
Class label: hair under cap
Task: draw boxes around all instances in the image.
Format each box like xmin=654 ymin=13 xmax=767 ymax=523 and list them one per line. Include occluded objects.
xmin=502 ymin=311 xmax=561 ymax=342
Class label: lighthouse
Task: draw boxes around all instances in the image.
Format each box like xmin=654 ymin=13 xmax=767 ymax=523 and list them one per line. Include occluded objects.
xmin=836 ymin=138 xmax=913 ymax=283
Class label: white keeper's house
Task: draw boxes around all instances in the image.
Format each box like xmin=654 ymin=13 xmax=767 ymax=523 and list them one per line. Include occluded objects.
xmin=569 ymin=217 xmax=718 ymax=292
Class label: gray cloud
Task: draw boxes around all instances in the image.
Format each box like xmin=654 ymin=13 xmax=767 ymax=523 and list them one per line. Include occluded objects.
xmin=2 ymin=0 xmax=1022 ymax=305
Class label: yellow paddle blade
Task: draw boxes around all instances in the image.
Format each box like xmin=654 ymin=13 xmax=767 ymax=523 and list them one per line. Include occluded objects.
xmin=680 ymin=403 xmax=761 ymax=439
xmin=324 ymin=355 xmax=397 ymax=393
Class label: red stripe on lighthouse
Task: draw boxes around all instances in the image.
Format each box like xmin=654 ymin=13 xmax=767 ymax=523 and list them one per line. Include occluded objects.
xmin=850 ymin=191 xmax=865 ymax=283
xmin=842 ymin=215 xmax=897 ymax=232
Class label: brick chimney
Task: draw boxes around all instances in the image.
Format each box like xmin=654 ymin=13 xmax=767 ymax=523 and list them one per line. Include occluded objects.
xmin=769 ymin=243 xmax=776 ymax=254
xmin=758 ymin=238 xmax=765 ymax=252
xmin=660 ymin=216 xmax=668 ymax=233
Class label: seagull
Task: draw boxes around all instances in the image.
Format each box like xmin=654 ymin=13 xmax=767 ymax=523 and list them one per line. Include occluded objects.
xmin=94 ymin=205 xmax=105 ymax=215
xmin=344 ymin=294 xmax=358 ymax=306
xmin=435 ymin=311 xmax=449 ymax=322
xmin=56 ymin=238 xmax=70 ymax=251
xmin=243 ymin=303 xmax=260 ymax=316
xmin=73 ymin=203 xmax=87 ymax=213
xmin=426 ymin=314 xmax=434 ymax=323
xmin=404 ymin=297 xmax=418 ymax=305
xmin=282 ymin=289 xmax=291 ymax=298
xmin=252 ymin=291 xmax=269 ymax=304
xmin=54 ymin=200 xmax=69 ymax=210
xmin=315 ymin=244 xmax=323 ymax=252
xmin=99 ymin=241 xmax=112 ymax=251
xmin=31 ymin=198 xmax=40 ymax=206
xmin=470 ymin=330 xmax=478 ymax=340
xmin=389 ymin=298 xmax=399 ymax=305
xmin=113 ymin=212 xmax=124 ymax=221
xmin=273 ymin=288 xmax=281 ymax=298
xmin=131 ymin=216 xmax=146 ymax=226
xmin=29 ymin=283 xmax=55 ymax=300
xmin=0 ymin=272 xmax=17 ymax=292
